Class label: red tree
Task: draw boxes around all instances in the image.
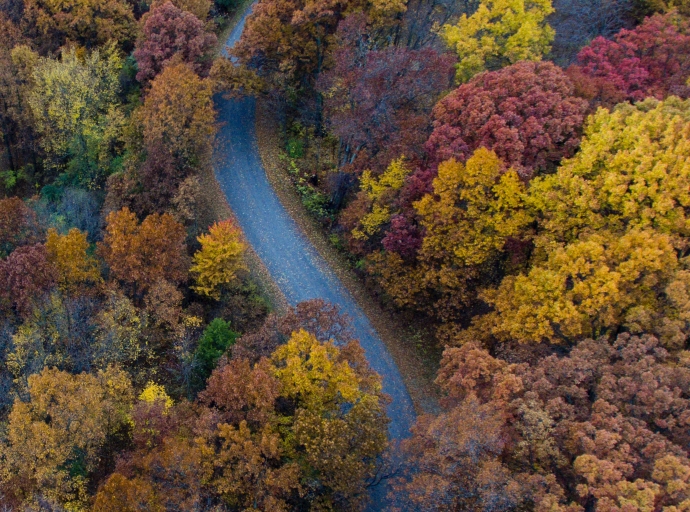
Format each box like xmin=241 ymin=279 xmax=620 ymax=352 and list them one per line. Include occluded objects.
xmin=572 ymin=12 xmax=690 ymax=104
xmin=0 ymin=243 xmax=56 ymax=317
xmin=425 ymin=60 xmax=588 ymax=178
xmin=319 ymin=14 xmax=455 ymax=174
xmin=134 ymin=1 xmax=216 ymax=86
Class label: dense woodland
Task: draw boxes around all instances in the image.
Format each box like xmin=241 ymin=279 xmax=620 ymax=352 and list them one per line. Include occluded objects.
xmin=1 ymin=0 xmax=690 ymax=509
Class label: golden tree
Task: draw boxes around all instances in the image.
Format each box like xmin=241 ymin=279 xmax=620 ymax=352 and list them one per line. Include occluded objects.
xmin=45 ymin=228 xmax=101 ymax=292
xmin=190 ymin=220 xmax=247 ymax=299
xmin=0 ymin=367 xmax=133 ymax=508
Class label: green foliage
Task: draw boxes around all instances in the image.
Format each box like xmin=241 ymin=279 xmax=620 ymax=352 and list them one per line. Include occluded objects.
xmin=194 ymin=318 xmax=238 ymax=385
xmin=286 ymin=137 xmax=305 ymax=159
xmin=296 ymin=182 xmax=330 ymax=219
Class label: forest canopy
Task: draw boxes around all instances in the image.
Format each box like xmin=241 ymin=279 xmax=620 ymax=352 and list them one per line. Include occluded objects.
xmin=1 ymin=0 xmax=690 ymax=509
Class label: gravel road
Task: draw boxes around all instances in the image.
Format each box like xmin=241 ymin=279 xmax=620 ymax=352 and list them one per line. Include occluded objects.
xmin=214 ymin=5 xmax=417 ymax=507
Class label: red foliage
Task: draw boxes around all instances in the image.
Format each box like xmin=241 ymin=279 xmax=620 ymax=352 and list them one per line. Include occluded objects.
xmin=381 ymin=214 xmax=423 ymax=260
xmin=320 ymin=14 xmax=455 ymax=173
xmin=425 ymin=60 xmax=588 ymax=178
xmin=0 ymin=197 xmax=41 ymax=257
xmin=134 ymin=1 xmax=216 ymax=86
xmin=573 ymin=12 xmax=690 ymax=103
xmin=0 ymin=243 xmax=56 ymax=317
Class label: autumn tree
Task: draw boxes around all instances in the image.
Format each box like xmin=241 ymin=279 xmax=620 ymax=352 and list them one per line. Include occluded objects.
xmin=0 ymin=366 xmax=133 ymax=509
xmin=0 ymin=243 xmax=56 ymax=317
xmin=232 ymin=298 xmax=355 ymax=363
xmin=98 ymin=207 xmax=189 ymax=296
xmin=636 ymin=0 xmax=690 ymax=16
xmin=190 ymin=220 xmax=246 ymax=299
xmin=202 ymin=329 xmax=389 ymax=510
xmin=319 ymin=14 xmax=455 ymax=173
xmin=342 ymin=157 xmax=413 ymax=254
xmin=6 ymin=287 xmax=146 ymax=388
xmin=94 ymin=326 xmax=388 ymax=510
xmin=0 ymin=197 xmax=40 ymax=257
xmin=232 ymin=0 xmax=405 ymax=111
xmin=396 ymin=335 xmax=690 ymax=510
xmin=527 ymin=97 xmax=690 ymax=247
xmin=45 ymin=228 xmax=101 ymax=293
xmin=368 ymin=150 xmax=532 ymax=341
xmin=571 ymin=12 xmax=690 ymax=104
xmin=134 ymin=1 xmax=216 ymax=87
xmin=29 ymin=45 xmax=125 ymax=188
xmin=441 ymin=0 xmax=555 ymax=83
xmin=425 ymin=60 xmax=588 ymax=177
xmin=151 ymin=0 xmax=212 ymax=20
xmin=22 ymin=0 xmax=135 ymax=51
xmin=138 ymin=62 xmax=216 ymax=170
xmin=470 ymin=229 xmax=682 ymax=346
xmin=461 ymin=97 xmax=690 ymax=348
xmin=0 ymin=17 xmax=37 ymax=178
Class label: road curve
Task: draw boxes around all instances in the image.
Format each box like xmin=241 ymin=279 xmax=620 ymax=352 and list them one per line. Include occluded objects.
xmin=214 ymin=0 xmax=416 ymax=459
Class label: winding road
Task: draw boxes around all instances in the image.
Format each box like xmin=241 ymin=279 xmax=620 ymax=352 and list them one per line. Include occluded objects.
xmin=213 ymin=3 xmax=416 ymax=505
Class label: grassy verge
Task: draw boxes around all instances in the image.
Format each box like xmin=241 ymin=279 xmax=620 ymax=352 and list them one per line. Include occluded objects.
xmin=254 ymin=99 xmax=441 ymax=414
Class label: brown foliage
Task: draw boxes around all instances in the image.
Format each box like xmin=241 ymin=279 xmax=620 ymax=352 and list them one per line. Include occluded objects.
xmin=396 ymin=335 xmax=690 ymax=511
xmin=138 ymin=62 xmax=216 ymax=171
xmin=98 ymin=207 xmax=189 ymax=296
xmin=231 ymin=298 xmax=355 ymax=363
xmin=0 ymin=197 xmax=41 ymax=257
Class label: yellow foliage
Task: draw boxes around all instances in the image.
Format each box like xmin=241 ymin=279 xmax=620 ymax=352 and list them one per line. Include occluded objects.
xmin=23 ymin=0 xmax=135 ymax=48
xmin=45 ymin=228 xmax=101 ymax=292
xmin=28 ymin=46 xmax=125 ymax=187
xmin=139 ymin=381 xmax=174 ymax=410
xmin=441 ymin=0 xmax=555 ymax=82
xmin=416 ymin=149 xmax=532 ymax=268
xmin=528 ymin=97 xmax=690 ymax=250
xmin=191 ymin=220 xmax=247 ymax=299
xmin=0 ymin=366 xmax=133 ymax=509
xmin=352 ymin=157 xmax=411 ymax=240
xmin=482 ymin=229 xmax=678 ymax=344
xmin=271 ymin=329 xmax=367 ymax=411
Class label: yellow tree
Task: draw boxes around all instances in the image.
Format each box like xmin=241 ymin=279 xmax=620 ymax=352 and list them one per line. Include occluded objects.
xmin=377 ymin=149 xmax=531 ymax=339
xmin=270 ymin=329 xmax=388 ymax=509
xmin=474 ymin=229 xmax=680 ymax=345
xmin=0 ymin=366 xmax=133 ymax=509
xmin=45 ymin=228 xmax=101 ymax=292
xmin=351 ymin=157 xmax=412 ymax=241
xmin=190 ymin=220 xmax=247 ymax=299
xmin=28 ymin=45 xmax=125 ymax=187
xmin=441 ymin=0 xmax=555 ymax=82
xmin=527 ymin=97 xmax=690 ymax=251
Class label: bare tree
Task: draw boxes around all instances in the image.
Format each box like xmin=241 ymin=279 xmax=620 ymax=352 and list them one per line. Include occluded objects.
xmin=549 ymin=0 xmax=635 ymax=65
